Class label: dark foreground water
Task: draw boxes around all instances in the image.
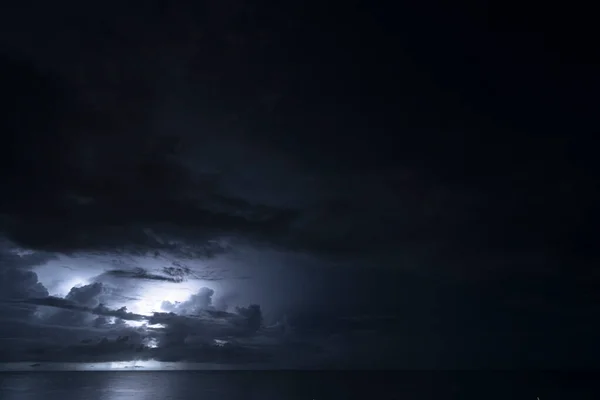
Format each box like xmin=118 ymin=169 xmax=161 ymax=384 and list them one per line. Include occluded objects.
xmin=0 ymin=371 xmax=598 ymax=399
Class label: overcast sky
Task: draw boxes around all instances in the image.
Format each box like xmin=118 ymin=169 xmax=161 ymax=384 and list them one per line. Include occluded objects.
xmin=0 ymin=1 xmax=598 ymax=369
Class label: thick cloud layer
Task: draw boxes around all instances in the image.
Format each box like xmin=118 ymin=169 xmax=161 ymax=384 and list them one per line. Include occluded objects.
xmin=1 ymin=2 xmax=599 ymax=369
xmin=0 ymin=260 xmax=277 ymax=364
xmin=2 ymin=246 xmax=597 ymax=368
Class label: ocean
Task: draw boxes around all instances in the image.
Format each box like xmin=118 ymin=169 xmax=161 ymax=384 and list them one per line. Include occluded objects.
xmin=0 ymin=371 xmax=597 ymax=399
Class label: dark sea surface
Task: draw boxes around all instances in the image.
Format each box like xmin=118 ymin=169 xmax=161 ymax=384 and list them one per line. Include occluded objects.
xmin=0 ymin=371 xmax=598 ymax=399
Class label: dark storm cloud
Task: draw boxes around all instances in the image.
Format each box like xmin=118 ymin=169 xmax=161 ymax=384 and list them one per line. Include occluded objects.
xmin=5 ymin=267 xmax=597 ymax=367
xmin=0 ymin=23 xmax=524 ymax=274
xmin=0 ymin=314 xmax=151 ymax=362
xmin=147 ymin=301 xmax=263 ymax=338
xmin=0 ymin=268 xmax=275 ymax=360
xmin=2 ymin=1 xmax=599 ymax=370
xmin=1 ymin=0 xmax=598 ymax=267
xmin=0 ymin=268 xmax=49 ymax=301
xmin=65 ymin=282 xmax=104 ymax=307
xmin=1 ymin=277 xmax=289 ymax=364
xmin=161 ymin=287 xmax=215 ymax=312
xmin=0 ymin=49 xmax=307 ymax=262
xmin=19 ymin=296 xmax=145 ymax=322
xmin=1 ymin=43 xmax=298 ymax=260
xmin=0 ymin=6 xmax=455 ymax=268
xmin=0 ymin=240 xmax=58 ymax=269
xmin=104 ymin=267 xmax=188 ymax=283
xmin=102 ymin=263 xmax=238 ymax=284
xmin=0 ymin=267 xmax=49 ymax=320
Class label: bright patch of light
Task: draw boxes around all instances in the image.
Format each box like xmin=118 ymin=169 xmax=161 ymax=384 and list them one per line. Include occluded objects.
xmin=58 ymin=278 xmax=88 ymax=295
xmin=0 ymin=361 xmax=246 ymax=371
xmin=32 ymin=253 xmax=224 ymax=329
xmin=33 ymin=254 xmax=100 ymax=296
xmin=121 ymin=320 xmax=166 ymax=329
xmin=127 ymin=280 xmax=211 ymax=316
xmin=103 ymin=360 xmax=163 ymax=370
xmin=214 ymin=339 xmax=229 ymax=347
xmin=143 ymin=337 xmax=159 ymax=348
xmin=123 ymin=320 xmax=145 ymax=328
xmin=40 ymin=276 xmax=90 ymax=298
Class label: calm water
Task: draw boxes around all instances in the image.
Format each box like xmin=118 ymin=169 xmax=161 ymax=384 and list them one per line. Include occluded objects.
xmin=0 ymin=371 xmax=597 ymax=399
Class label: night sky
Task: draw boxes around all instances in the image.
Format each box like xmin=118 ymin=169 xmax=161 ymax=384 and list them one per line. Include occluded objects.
xmin=0 ymin=1 xmax=598 ymax=369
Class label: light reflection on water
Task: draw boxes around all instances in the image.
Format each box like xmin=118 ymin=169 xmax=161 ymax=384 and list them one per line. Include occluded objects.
xmin=1 ymin=372 xmax=191 ymax=400
xmin=0 ymin=361 xmax=246 ymax=371
xmin=0 ymin=371 xmax=306 ymax=400
xmin=0 ymin=371 xmax=594 ymax=399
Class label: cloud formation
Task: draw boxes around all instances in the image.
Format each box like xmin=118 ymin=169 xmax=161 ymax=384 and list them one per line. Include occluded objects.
xmin=0 ymin=265 xmax=284 ymax=364
xmin=0 ymin=48 xmax=518 ymax=271
xmin=0 ymin=51 xmax=301 ymax=263
xmin=1 ymin=2 xmax=599 ymax=370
